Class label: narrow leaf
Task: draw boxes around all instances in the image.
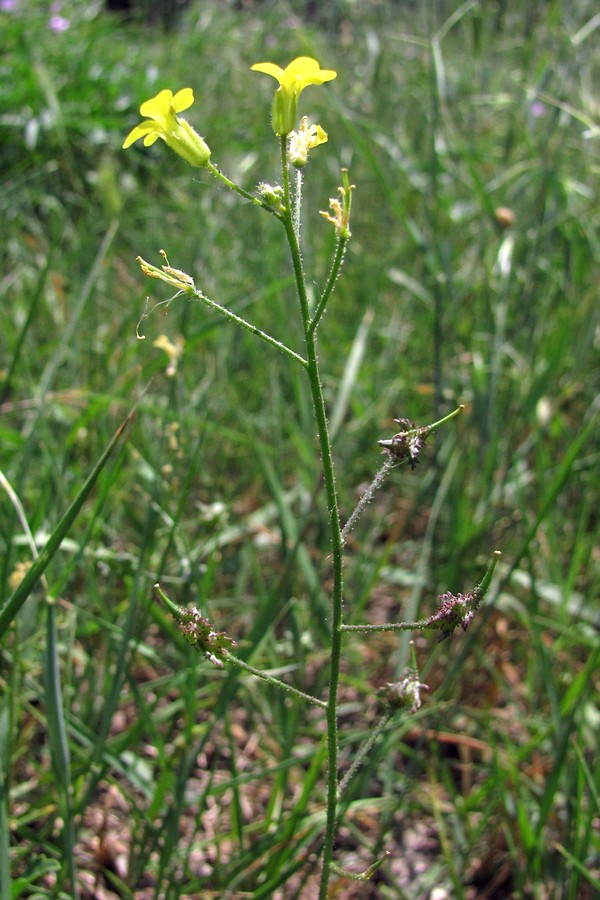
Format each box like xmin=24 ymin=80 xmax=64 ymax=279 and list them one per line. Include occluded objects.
xmin=0 ymin=395 xmax=143 ymax=641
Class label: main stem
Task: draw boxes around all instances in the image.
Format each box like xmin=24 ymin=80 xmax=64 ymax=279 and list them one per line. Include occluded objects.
xmin=280 ymin=138 xmax=344 ymax=897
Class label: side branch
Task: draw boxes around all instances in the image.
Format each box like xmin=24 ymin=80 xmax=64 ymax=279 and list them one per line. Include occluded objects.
xmin=309 ymin=234 xmax=348 ymax=336
xmin=193 ymin=290 xmax=308 ymax=366
xmin=136 ymin=254 xmax=307 ymax=367
xmin=226 ymin=655 xmax=327 ymax=709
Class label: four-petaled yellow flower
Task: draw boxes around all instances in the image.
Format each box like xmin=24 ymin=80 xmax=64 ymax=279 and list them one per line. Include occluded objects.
xmin=123 ymin=88 xmax=211 ymax=167
xmin=251 ymin=57 xmax=337 ymax=136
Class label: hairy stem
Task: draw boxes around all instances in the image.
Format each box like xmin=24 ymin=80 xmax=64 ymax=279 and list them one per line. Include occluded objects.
xmin=191 ymin=288 xmax=307 ymax=367
xmin=309 ymin=233 xmax=348 ymax=336
xmin=280 ymin=136 xmax=344 ymax=898
xmin=341 ymin=457 xmax=396 ymax=540
xmin=207 ymin=161 xmax=281 ymax=214
xmin=226 ymin=654 xmax=327 ymax=709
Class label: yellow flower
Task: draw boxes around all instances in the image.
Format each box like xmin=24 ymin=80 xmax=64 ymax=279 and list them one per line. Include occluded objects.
xmin=251 ymin=56 xmax=336 ymax=136
xmin=123 ymin=88 xmax=210 ymax=167
xmin=288 ymin=117 xmax=328 ymax=168
xmin=153 ymin=333 xmax=185 ymax=377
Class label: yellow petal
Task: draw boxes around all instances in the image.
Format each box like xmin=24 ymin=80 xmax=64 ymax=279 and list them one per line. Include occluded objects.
xmin=123 ymin=121 xmax=159 ymax=148
xmin=140 ymin=89 xmax=174 ymax=122
xmin=172 ymin=87 xmax=194 ymax=113
xmin=283 ymin=57 xmax=337 ymax=89
xmin=308 ymin=123 xmax=328 ymax=148
xmin=252 ymin=57 xmax=337 ymax=91
xmin=250 ymin=62 xmax=285 ymax=83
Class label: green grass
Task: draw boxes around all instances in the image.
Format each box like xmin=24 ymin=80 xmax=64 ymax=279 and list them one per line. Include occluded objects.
xmin=1 ymin=0 xmax=599 ymax=896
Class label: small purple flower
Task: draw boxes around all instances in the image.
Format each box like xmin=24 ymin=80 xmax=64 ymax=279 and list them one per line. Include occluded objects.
xmin=50 ymin=14 xmax=70 ymax=31
xmin=530 ymin=100 xmax=546 ymax=118
xmin=0 ymin=0 xmax=19 ymax=11
xmin=50 ymin=2 xmax=69 ymax=31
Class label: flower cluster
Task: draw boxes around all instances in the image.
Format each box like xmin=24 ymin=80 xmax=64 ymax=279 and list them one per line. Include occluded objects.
xmin=123 ymin=58 xmax=336 ymax=170
xmin=320 ymin=168 xmax=354 ymax=238
xmin=136 ymin=250 xmax=196 ymax=293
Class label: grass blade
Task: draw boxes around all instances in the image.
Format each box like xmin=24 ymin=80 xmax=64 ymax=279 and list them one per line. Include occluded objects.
xmin=0 ymin=393 xmax=144 ymax=640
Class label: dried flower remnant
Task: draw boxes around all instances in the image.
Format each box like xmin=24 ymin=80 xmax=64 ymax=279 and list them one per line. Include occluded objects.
xmin=426 ymin=550 xmax=501 ymax=642
xmin=427 ymin=591 xmax=480 ymax=642
xmin=377 ymin=418 xmax=430 ymax=470
xmin=155 ymin=584 xmax=237 ymax=667
xmin=378 ymin=405 xmax=465 ymax=470
xmin=380 ymin=669 xmax=429 ymax=714
xmin=320 ymin=168 xmax=354 ymax=238
xmin=288 ymin=117 xmax=328 ymax=168
xmin=137 ymin=250 xmax=196 ymax=293
xmin=153 ymin=333 xmax=184 ymax=377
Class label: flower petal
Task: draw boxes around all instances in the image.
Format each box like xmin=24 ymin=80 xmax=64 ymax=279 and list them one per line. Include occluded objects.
xmin=250 ymin=62 xmax=285 ymax=83
xmin=308 ymin=123 xmax=328 ymax=147
xmin=140 ymin=89 xmax=174 ymax=123
xmin=284 ymin=56 xmax=337 ymax=88
xmin=285 ymin=56 xmax=337 ymax=87
xmin=123 ymin=121 xmax=161 ymax=148
xmin=172 ymin=87 xmax=194 ymax=113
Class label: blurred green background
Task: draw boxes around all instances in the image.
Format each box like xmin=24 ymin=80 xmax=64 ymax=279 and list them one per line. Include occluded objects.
xmin=1 ymin=0 xmax=599 ymax=896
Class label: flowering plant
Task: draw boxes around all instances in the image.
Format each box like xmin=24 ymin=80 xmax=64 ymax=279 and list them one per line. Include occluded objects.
xmin=124 ymin=56 xmax=497 ymax=897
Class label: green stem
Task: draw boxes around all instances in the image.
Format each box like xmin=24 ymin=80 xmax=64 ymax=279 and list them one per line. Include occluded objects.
xmin=226 ymin=654 xmax=327 ymax=709
xmin=309 ymin=234 xmax=348 ymax=336
xmin=206 ymin=161 xmax=281 ymax=215
xmin=292 ymin=168 xmax=302 ymax=240
xmin=280 ymin=135 xmax=344 ymax=898
xmin=341 ymin=457 xmax=395 ymax=540
xmin=280 ymin=135 xmax=290 ymax=207
xmin=342 ymin=620 xmax=432 ymax=633
xmin=337 ymin=713 xmax=392 ymax=798
xmin=191 ymin=288 xmax=307 ymax=367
